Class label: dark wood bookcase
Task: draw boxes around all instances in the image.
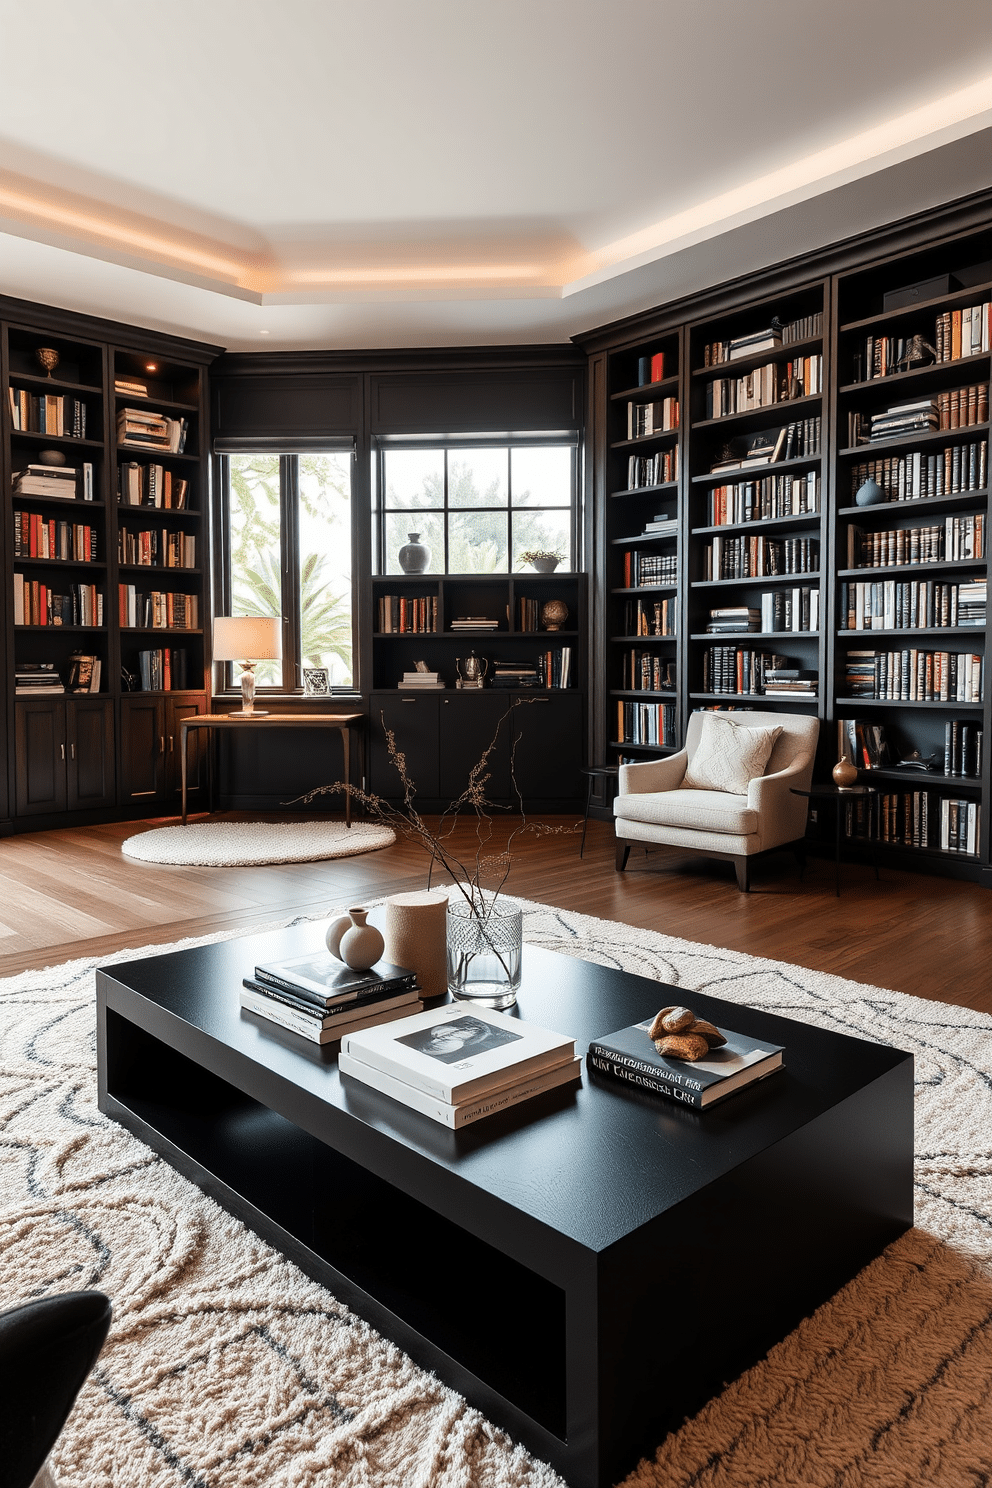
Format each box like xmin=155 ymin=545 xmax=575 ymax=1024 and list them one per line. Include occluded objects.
xmin=580 ymin=195 xmax=992 ymax=884
xmin=1 ymin=299 xmax=219 ymax=830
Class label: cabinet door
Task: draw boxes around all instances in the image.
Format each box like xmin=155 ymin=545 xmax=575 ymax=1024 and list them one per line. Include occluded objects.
xmin=67 ymin=700 xmax=116 ymax=809
xmin=439 ymin=693 xmax=511 ymax=801
xmin=369 ymin=693 xmax=439 ymax=797
xmin=120 ymin=698 xmax=166 ymax=802
xmin=166 ymin=697 xmax=208 ymax=799
xmin=507 ymin=692 xmax=584 ymax=800
xmin=14 ymin=699 xmax=67 ymax=816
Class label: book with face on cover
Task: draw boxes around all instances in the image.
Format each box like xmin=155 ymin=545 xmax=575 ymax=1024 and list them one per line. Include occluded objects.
xmin=340 ymin=1002 xmax=575 ymax=1104
xmin=587 ymin=1020 xmax=784 ymax=1110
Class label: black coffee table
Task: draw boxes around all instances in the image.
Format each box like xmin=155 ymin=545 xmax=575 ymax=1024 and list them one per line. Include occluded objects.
xmin=97 ymin=929 xmax=913 ymax=1488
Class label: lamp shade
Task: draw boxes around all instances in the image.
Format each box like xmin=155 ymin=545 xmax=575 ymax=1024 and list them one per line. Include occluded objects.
xmin=212 ymin=615 xmax=282 ymax=662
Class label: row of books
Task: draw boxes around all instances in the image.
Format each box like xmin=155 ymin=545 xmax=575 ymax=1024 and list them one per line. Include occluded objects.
xmin=624 ymin=551 xmax=677 ymax=587
xmin=843 ymin=649 xmax=983 ymax=702
xmin=709 ymin=417 xmax=821 ymax=471
xmin=702 ymin=534 xmax=818 ymax=580
xmin=943 ymin=720 xmax=983 ymax=777
xmin=118 ymin=528 xmax=196 ymax=569
xmin=851 ymin=305 xmax=991 ymax=380
xmin=934 ymin=303 xmax=991 ymax=362
xmin=118 ymin=462 xmax=190 ymax=509
xmin=757 ymin=587 xmax=819 ymax=634
xmin=620 ymin=651 xmax=676 ymax=692
xmin=704 ymin=357 xmax=822 ymax=419
xmin=13 ymin=578 xmax=103 ymax=627
xmin=838 ymin=717 xmax=983 ymax=778
xmin=135 ymin=648 xmax=191 ymax=691
xmin=635 ymin=351 xmax=667 ymax=386
xmin=8 ymin=388 xmax=88 ymax=437
xmin=13 ymin=463 xmax=95 ymax=501
xmin=848 ymin=385 xmax=988 ymax=446
xmin=847 ymin=441 xmax=988 ymax=502
xmin=701 ymin=648 xmax=788 ymax=696
xmin=536 ymin=647 xmax=572 ymax=688
xmin=625 ymin=448 xmax=678 ymax=488
xmin=846 ymin=515 xmax=984 ymax=568
xmin=623 ymin=597 xmax=677 ymax=636
xmin=704 ymin=471 xmax=819 ymax=526
xmin=839 ymin=579 xmax=986 ymax=631
xmin=842 ymin=792 xmax=980 ymax=856
xmin=13 ymin=513 xmax=98 ymax=562
xmin=66 ymin=653 xmax=102 ymax=693
xmin=118 ymin=586 xmax=199 ymax=630
xmin=626 ymin=397 xmax=678 ymax=438
xmin=117 ymin=407 xmax=189 ymax=453
xmin=517 ymin=597 xmax=552 ymax=632
xmin=700 ymin=312 xmax=823 ymax=367
xmin=377 ymin=594 xmax=438 ymax=633
xmin=615 ymin=699 xmax=676 ymax=746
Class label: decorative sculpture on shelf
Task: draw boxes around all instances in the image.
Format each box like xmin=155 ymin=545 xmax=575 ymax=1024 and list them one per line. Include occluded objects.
xmin=647 ymin=1006 xmax=727 ymax=1062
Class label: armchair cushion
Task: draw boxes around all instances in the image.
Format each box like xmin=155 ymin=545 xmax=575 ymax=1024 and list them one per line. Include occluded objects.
xmin=682 ymin=713 xmax=782 ymax=795
xmin=617 ymin=787 xmax=758 ymax=836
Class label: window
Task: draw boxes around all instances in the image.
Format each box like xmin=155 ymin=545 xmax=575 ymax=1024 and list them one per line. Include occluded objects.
xmin=223 ymin=451 xmax=354 ymax=690
xmin=375 ymin=441 xmax=576 ymax=574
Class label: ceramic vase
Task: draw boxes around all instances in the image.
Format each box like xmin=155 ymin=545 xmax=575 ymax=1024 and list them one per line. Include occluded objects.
xmin=855 ymin=477 xmax=885 ymax=507
xmin=326 ymin=906 xmax=384 ymax=970
xmin=398 ymin=533 xmax=430 ymax=573
xmin=832 ymin=755 xmax=859 ymax=788
xmin=383 ymin=888 xmax=449 ymax=998
xmin=531 ymin=557 xmax=560 ymax=573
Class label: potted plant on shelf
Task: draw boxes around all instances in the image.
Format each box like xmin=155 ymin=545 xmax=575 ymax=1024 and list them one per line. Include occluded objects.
xmin=519 ymin=549 xmax=566 ymax=573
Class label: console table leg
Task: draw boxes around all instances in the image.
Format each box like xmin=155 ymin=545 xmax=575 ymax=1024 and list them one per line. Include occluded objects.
xmin=342 ymin=727 xmax=352 ymax=827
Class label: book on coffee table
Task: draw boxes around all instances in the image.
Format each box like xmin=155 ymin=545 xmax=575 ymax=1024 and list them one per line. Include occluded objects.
xmin=339 ymin=1049 xmax=582 ymax=1128
xmin=588 ymin=1020 xmax=784 ymax=1109
xmin=240 ymin=984 xmax=423 ymax=1045
xmin=253 ymin=954 xmax=416 ymax=1007
xmin=340 ymin=1002 xmax=576 ymax=1104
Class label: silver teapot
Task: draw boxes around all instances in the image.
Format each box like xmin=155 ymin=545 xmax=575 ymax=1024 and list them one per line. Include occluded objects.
xmin=455 ymin=651 xmax=488 ymax=688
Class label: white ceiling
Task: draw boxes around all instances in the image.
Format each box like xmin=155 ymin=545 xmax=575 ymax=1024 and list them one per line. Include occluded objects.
xmin=0 ymin=0 xmax=990 ymax=352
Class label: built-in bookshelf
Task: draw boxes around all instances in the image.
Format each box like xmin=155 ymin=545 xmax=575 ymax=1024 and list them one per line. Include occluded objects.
xmin=584 ymin=203 xmax=992 ymax=882
xmin=2 ymin=305 xmax=217 ymax=824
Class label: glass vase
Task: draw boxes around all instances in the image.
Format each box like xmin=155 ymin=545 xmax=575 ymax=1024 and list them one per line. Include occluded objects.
xmin=446 ymin=900 xmax=522 ymax=1009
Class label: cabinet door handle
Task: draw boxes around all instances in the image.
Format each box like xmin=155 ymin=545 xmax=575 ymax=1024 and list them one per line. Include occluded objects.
xmin=60 ymin=743 xmax=65 ymax=760
xmin=160 ymin=736 xmax=165 ymax=755
xmin=169 ymin=735 xmax=174 ymax=752
xmin=443 ymin=698 xmax=449 ymax=704
xmin=70 ymin=743 xmax=75 ymax=759
xmin=529 ymin=697 xmax=550 ymax=703
xmin=402 ymin=698 xmax=417 ymax=703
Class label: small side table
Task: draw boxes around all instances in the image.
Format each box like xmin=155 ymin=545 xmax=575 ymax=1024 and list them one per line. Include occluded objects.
xmin=791 ymin=784 xmax=880 ymax=897
xmin=580 ymin=766 xmax=620 ymax=857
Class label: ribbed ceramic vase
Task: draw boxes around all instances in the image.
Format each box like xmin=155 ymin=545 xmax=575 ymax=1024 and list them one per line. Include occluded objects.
xmin=326 ymin=906 xmax=384 ymax=970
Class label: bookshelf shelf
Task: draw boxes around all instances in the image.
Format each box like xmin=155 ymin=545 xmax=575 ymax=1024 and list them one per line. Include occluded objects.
xmin=610 ymin=689 xmax=676 ymax=700
xmin=691 ymin=513 xmax=821 ymax=537
xmin=691 ymin=335 xmax=823 ymax=379
xmin=838 ymin=351 xmax=991 ymax=397
xmin=837 ymin=562 xmax=985 ymax=579
xmin=610 ymin=430 xmax=679 ymax=451
xmin=691 ymin=573 xmax=822 ymax=588
xmin=11 ymin=372 xmax=104 ymax=396
xmin=692 ymin=393 xmax=821 ymax=434
xmin=835 ymin=697 xmax=983 ymax=710
xmin=691 ymin=631 xmax=819 ymax=641
xmin=838 ymin=421 xmax=989 ymax=459
xmin=610 ymin=375 xmax=679 ymax=401
xmin=610 ymin=481 xmax=679 ymax=499
xmin=11 ymin=432 xmax=104 ymax=449
xmin=837 ymin=490 xmax=988 ymax=518
xmin=839 ymin=280 xmax=992 ymax=335
xmin=14 ymin=558 xmax=106 ymax=570
xmin=690 ymin=454 xmax=821 ymax=484
xmin=689 ymin=691 xmax=819 ymax=703
xmin=836 ymin=627 xmax=983 ymax=639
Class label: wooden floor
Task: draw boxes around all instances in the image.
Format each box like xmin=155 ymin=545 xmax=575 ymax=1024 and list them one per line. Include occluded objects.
xmin=0 ymin=812 xmax=989 ymax=1012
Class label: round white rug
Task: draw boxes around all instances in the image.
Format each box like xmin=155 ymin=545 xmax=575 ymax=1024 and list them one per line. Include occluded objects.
xmin=121 ymin=820 xmax=396 ymax=866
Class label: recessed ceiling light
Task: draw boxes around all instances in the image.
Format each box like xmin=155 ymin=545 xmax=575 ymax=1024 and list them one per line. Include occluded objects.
xmin=259 ymin=329 xmax=270 ymax=335
xmin=145 ymin=362 xmax=157 ymax=372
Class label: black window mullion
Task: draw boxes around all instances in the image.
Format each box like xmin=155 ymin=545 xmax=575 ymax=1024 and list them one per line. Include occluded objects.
xmin=282 ymin=455 xmax=301 ymax=691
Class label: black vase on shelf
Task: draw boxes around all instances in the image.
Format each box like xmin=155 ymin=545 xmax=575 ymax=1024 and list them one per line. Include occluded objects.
xmin=398 ymin=533 xmax=430 ymax=573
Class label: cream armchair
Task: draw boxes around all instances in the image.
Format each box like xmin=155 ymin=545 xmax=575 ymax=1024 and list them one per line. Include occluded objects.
xmin=614 ymin=710 xmax=819 ymax=891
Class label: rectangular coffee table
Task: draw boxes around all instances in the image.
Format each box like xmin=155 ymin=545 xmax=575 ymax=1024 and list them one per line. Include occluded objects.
xmin=97 ymin=928 xmax=913 ymax=1488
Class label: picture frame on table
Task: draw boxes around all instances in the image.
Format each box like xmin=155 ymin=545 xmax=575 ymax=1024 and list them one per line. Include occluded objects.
xmin=302 ymin=666 xmax=330 ymax=697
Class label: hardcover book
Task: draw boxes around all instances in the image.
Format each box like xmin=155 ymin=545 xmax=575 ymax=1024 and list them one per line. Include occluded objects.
xmin=340 ymin=1002 xmax=576 ymax=1104
xmin=587 ymin=1020 xmax=784 ymax=1109
xmin=240 ymin=987 xmax=424 ymax=1045
xmin=253 ymin=954 xmax=416 ymax=1006
xmin=338 ymin=1050 xmax=582 ymax=1128
xmin=242 ymin=978 xmax=422 ymax=1023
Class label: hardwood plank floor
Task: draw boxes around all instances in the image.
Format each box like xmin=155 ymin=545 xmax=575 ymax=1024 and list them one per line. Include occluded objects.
xmin=0 ymin=813 xmax=989 ymax=1013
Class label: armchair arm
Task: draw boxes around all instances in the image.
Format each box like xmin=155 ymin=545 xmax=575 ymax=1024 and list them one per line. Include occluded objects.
xmin=748 ymin=751 xmax=815 ymax=841
xmin=618 ymin=750 xmax=687 ymax=797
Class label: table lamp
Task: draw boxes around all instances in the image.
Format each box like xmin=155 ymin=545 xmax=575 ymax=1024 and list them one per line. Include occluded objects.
xmin=212 ymin=615 xmax=282 ymax=716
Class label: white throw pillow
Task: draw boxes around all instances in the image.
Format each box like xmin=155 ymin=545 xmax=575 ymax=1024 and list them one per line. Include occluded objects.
xmin=682 ymin=714 xmax=782 ymax=795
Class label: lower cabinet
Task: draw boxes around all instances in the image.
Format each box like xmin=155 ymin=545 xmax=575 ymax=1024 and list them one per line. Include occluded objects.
xmin=15 ymin=698 xmax=116 ymax=817
xmin=120 ymin=695 xmax=207 ymax=805
xmin=369 ymin=690 xmax=583 ymax=805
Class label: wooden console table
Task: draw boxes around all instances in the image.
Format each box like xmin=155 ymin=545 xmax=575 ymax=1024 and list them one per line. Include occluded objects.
xmin=180 ymin=712 xmax=364 ymax=826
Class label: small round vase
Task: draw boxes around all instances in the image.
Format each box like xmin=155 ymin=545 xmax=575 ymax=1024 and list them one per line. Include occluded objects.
xmin=38 ymin=448 xmax=67 ymax=467
xmin=855 ymin=477 xmax=885 ymax=507
xmin=338 ymin=907 xmax=385 ymax=971
xmin=832 ymin=755 xmax=859 ymax=789
xmin=398 ymin=533 xmax=430 ymax=573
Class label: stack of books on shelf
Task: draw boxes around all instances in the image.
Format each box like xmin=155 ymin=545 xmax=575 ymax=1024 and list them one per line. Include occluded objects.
xmin=12 ymin=464 xmax=91 ymax=500
xmin=850 ymin=399 xmax=938 ymax=446
xmin=117 ymin=407 xmax=188 ymax=453
xmin=624 ymin=551 xmax=677 ymax=586
xmin=840 ymin=577 xmax=985 ymax=630
xmin=241 ymin=955 xmax=422 ymax=1046
xmin=709 ymin=418 xmax=821 ymax=471
xmin=137 ymin=648 xmax=189 ymax=691
xmin=13 ymin=513 xmax=98 ymax=561
xmin=118 ymin=462 xmax=189 ymax=509
xmin=638 ymin=512 xmax=678 ymax=538
xmin=66 ymin=653 xmax=102 ymax=693
xmin=377 ymin=594 xmax=437 ymax=633
xmin=705 ymin=357 xmax=821 ymax=419
xmin=537 ymin=647 xmax=572 ymax=688
xmin=491 ymin=661 xmax=542 ymax=689
xmin=624 ymin=596 xmax=677 ymax=636
xmin=843 ymin=649 xmax=983 ymax=702
xmin=702 ymin=648 xmax=786 ymax=695
xmin=450 ymin=616 xmax=499 ymax=631
xmin=8 ymin=390 xmax=87 ymax=437
xmin=759 ymin=587 xmax=819 ymax=633
xmin=398 ymin=669 xmax=444 ymax=690
xmin=587 ymin=1018 xmax=784 ymax=1109
xmin=626 ymin=397 xmax=678 ymax=437
xmin=339 ymin=1003 xmax=580 ymax=1129
xmin=114 ymin=378 xmax=148 ymax=397
xmin=702 ymin=313 xmax=822 ymax=367
xmin=935 ymin=385 xmax=988 ymax=428
xmin=14 ymin=663 xmax=65 ymax=696
xmin=636 ymin=351 xmax=666 ymax=385
xmin=14 ymin=578 xmax=102 ymax=626
xmin=626 ymin=448 xmax=678 ymax=488
xmin=118 ymin=587 xmax=198 ymax=629
xmin=762 ymin=667 xmax=818 ymax=697
xmin=935 ymin=303 xmax=992 ymax=360
xmin=705 ymin=606 xmax=760 ymax=634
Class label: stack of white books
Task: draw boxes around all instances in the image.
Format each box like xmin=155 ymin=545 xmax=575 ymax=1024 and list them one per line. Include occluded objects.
xmin=339 ymin=1003 xmax=580 ymax=1129
xmin=399 ymin=670 xmax=444 ymax=689
xmin=241 ymin=954 xmax=422 ymax=1045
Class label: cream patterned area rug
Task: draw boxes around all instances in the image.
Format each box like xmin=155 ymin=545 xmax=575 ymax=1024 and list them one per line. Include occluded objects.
xmin=121 ymin=820 xmax=396 ymax=866
xmin=2 ymin=901 xmax=991 ymax=1488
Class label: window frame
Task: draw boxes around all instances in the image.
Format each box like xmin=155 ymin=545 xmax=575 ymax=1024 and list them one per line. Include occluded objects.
xmin=373 ymin=434 xmax=579 ymax=576
xmin=218 ymin=449 xmax=356 ymax=695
